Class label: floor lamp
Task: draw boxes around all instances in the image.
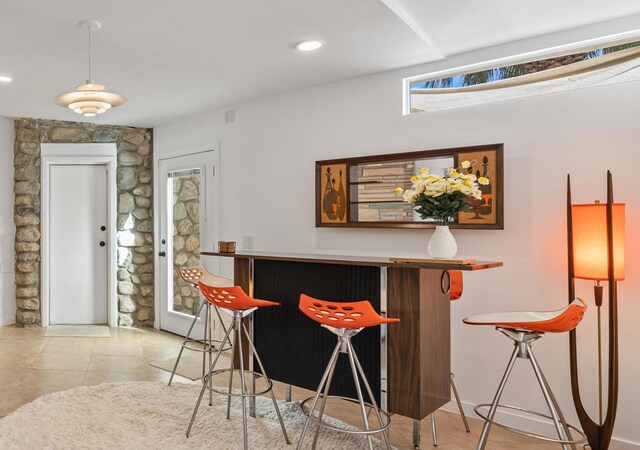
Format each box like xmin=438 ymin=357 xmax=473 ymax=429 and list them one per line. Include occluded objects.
xmin=567 ymin=171 xmax=625 ymax=450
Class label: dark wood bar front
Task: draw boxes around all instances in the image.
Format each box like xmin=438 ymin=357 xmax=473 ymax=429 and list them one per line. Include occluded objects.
xmin=202 ymin=250 xmax=502 ymax=421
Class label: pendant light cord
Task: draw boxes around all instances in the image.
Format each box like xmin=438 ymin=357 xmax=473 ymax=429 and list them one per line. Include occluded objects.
xmin=87 ymin=25 xmax=92 ymax=83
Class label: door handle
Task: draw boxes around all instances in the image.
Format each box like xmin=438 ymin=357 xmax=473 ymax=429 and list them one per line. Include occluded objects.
xmin=99 ymin=241 xmax=106 ymax=247
xmin=158 ymin=251 xmax=166 ymax=257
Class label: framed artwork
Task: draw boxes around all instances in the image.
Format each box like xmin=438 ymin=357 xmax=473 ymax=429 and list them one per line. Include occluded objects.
xmin=455 ymin=149 xmax=499 ymax=226
xmin=315 ymin=144 xmax=503 ymax=229
xmin=318 ymin=163 xmax=348 ymax=224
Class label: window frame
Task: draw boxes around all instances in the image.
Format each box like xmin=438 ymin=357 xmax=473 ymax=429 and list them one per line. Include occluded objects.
xmin=403 ymin=29 xmax=640 ymax=115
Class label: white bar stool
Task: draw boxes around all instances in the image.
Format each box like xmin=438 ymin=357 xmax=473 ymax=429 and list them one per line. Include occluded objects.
xmin=464 ymin=298 xmax=588 ymax=450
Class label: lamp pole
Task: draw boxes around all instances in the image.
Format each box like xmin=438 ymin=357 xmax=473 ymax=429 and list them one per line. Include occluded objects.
xmin=567 ymin=171 xmax=622 ymax=450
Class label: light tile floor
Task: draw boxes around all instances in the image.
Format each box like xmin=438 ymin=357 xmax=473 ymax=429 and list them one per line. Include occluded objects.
xmin=0 ymin=325 xmax=554 ymax=449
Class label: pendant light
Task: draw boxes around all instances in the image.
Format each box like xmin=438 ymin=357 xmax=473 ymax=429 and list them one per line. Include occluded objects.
xmin=56 ymin=20 xmax=127 ymax=117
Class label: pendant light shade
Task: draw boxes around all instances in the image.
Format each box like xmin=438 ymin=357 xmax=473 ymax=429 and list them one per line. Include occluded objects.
xmin=571 ymin=203 xmax=625 ymax=281
xmin=55 ymin=20 xmax=126 ymax=117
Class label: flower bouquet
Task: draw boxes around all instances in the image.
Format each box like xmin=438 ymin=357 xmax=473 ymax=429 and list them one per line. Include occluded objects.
xmin=395 ymin=161 xmax=489 ymax=258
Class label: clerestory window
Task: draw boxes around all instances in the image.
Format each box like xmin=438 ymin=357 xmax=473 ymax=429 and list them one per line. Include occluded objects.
xmin=404 ymin=37 xmax=640 ymax=114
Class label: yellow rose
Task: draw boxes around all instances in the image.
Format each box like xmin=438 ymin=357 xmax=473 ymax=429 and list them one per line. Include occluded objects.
xmin=461 ymin=160 xmax=471 ymax=169
xmin=419 ymin=167 xmax=429 ymax=175
xmin=403 ymin=190 xmax=417 ymax=203
xmin=447 ymin=167 xmax=459 ymax=178
xmin=394 ymin=187 xmax=404 ymax=195
xmin=478 ymin=177 xmax=490 ymax=185
xmin=410 ymin=175 xmax=419 ymax=183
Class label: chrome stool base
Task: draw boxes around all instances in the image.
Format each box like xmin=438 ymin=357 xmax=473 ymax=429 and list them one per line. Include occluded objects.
xmin=296 ymin=326 xmax=392 ymax=450
xmin=168 ymin=301 xmax=232 ymax=386
xmin=300 ymin=395 xmax=391 ymax=435
xmin=474 ymin=403 xmax=586 ymax=445
xmin=205 ymin=368 xmax=274 ymax=398
xmin=186 ymin=310 xmax=290 ymax=450
xmin=476 ymin=328 xmax=587 ymax=450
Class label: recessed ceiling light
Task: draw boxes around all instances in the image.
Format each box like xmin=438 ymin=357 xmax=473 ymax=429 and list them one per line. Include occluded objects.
xmin=0 ymin=75 xmax=12 ymax=83
xmin=295 ymin=40 xmax=325 ymax=52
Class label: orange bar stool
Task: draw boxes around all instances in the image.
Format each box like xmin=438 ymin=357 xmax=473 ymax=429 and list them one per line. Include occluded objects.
xmin=168 ymin=266 xmax=233 ymax=386
xmin=418 ymin=270 xmax=470 ymax=448
xmin=464 ymin=299 xmax=588 ymax=450
xmin=297 ymin=294 xmax=399 ymax=450
xmin=186 ymin=283 xmax=290 ymax=450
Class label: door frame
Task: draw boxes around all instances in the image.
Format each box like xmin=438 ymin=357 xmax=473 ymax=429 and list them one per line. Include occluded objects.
xmin=41 ymin=144 xmax=117 ymax=327
xmin=153 ymin=146 xmax=220 ymax=332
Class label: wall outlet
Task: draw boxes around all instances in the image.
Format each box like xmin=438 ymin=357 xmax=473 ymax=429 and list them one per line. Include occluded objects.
xmin=0 ymin=262 xmax=10 ymax=274
xmin=242 ymin=236 xmax=254 ymax=250
xmin=225 ymin=109 xmax=236 ymax=124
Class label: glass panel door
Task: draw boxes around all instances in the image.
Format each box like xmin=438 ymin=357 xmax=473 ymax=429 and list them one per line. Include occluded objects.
xmin=159 ymin=152 xmax=216 ymax=336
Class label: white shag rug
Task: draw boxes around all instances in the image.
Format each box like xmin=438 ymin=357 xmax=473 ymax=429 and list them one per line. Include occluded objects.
xmin=0 ymin=381 xmax=387 ymax=449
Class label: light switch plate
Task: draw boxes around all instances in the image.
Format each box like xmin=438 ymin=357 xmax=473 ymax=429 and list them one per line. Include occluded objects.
xmin=242 ymin=236 xmax=254 ymax=250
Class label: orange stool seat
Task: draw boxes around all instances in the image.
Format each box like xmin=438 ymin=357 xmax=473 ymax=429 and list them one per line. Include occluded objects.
xmin=463 ymin=298 xmax=587 ymax=333
xmin=199 ymin=283 xmax=280 ymax=311
xmin=449 ymin=270 xmax=463 ymax=300
xmin=299 ymin=294 xmax=399 ymax=329
xmin=178 ymin=265 xmax=233 ymax=288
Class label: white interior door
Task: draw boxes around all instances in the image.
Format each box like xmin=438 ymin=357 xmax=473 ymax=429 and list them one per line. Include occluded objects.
xmin=158 ymin=151 xmax=217 ymax=337
xmin=49 ymin=164 xmax=108 ymax=324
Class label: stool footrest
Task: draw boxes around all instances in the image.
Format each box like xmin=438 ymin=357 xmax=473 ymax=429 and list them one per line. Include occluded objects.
xmin=182 ymin=338 xmax=232 ymax=354
xmin=474 ymin=403 xmax=586 ymax=445
xmin=182 ymin=338 xmax=231 ymax=353
xmin=301 ymin=395 xmax=391 ymax=435
xmin=203 ymin=368 xmax=273 ymax=398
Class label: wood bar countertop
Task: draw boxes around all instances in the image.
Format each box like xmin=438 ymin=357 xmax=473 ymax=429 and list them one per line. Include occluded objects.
xmin=201 ymin=250 xmax=502 ymax=271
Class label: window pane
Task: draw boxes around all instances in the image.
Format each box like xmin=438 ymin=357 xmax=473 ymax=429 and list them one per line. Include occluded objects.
xmin=408 ymin=40 xmax=640 ymax=113
xmin=169 ymin=172 xmax=201 ymax=315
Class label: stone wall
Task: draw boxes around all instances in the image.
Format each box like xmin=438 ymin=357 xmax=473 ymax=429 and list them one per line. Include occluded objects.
xmin=13 ymin=118 xmax=154 ymax=327
xmin=172 ymin=176 xmax=201 ymax=315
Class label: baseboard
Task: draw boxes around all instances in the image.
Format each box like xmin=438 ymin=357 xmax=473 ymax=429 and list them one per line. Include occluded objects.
xmin=441 ymin=400 xmax=639 ymax=449
xmin=0 ymin=315 xmax=15 ymax=326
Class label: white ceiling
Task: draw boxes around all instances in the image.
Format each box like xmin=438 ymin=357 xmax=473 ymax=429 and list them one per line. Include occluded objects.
xmin=1 ymin=0 xmax=640 ymax=127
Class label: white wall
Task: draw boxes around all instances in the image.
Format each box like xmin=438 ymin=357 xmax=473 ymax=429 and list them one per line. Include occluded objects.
xmin=0 ymin=117 xmax=15 ymax=325
xmin=155 ymin=43 xmax=640 ymax=447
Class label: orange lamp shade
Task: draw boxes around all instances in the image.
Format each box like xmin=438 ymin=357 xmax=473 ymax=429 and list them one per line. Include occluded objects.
xmin=571 ymin=203 xmax=625 ymax=281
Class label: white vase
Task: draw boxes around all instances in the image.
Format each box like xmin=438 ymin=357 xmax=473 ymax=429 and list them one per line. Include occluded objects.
xmin=428 ymin=225 xmax=458 ymax=259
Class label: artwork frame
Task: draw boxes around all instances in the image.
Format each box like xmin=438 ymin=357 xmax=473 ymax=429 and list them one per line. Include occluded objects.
xmin=317 ymin=163 xmax=349 ymax=224
xmin=315 ymin=143 xmax=503 ymax=229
